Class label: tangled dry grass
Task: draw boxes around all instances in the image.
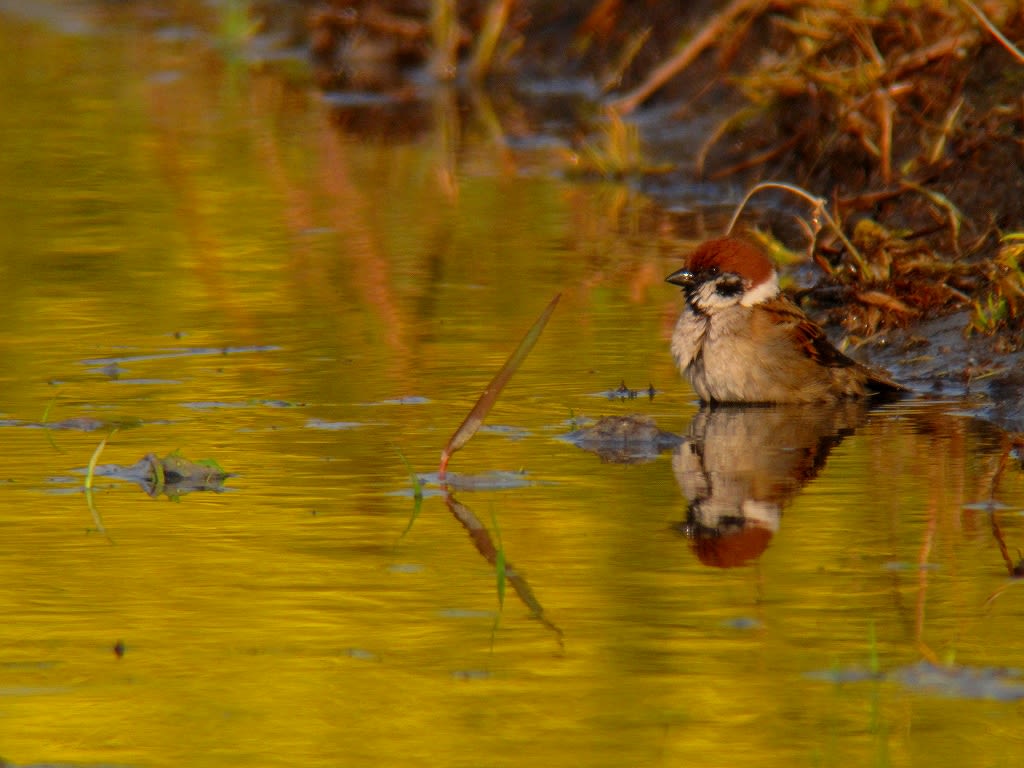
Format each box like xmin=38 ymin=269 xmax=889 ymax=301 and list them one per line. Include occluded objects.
xmin=307 ymin=0 xmax=1024 ymax=346
xmin=602 ymin=0 xmax=1024 ymax=345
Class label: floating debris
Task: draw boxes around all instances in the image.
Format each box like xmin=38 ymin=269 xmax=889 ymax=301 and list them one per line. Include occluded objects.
xmin=809 ymin=661 xmax=1024 ymax=701
xmin=564 ymin=414 xmax=682 ymax=463
xmin=87 ymin=451 xmax=233 ymax=500
xmin=305 ymin=418 xmax=365 ymax=431
xmin=892 ymin=661 xmax=1024 ymax=702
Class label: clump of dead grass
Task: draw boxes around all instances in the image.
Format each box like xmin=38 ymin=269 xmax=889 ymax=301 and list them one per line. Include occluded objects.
xmin=609 ymin=0 xmax=1024 ymax=345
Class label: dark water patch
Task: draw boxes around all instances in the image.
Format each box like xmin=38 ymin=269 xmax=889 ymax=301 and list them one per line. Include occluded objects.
xmin=882 ymin=561 xmax=941 ymax=572
xmin=810 ymin=662 xmax=1024 ymax=701
xmin=81 ymin=345 xmax=281 ymax=366
xmin=0 ymin=685 xmax=72 ymax=697
xmin=182 ymin=399 xmax=301 ymax=410
xmin=591 ymin=381 xmax=659 ymax=400
xmin=0 ymin=660 xmax=58 ymax=670
xmin=359 ymin=396 xmax=431 ymax=406
xmin=152 ymin=24 xmax=202 ymax=44
xmin=892 ymin=661 xmax=1024 ymax=702
xmin=305 ymin=418 xmax=366 ymax=431
xmin=181 ymin=402 xmax=246 ymax=410
xmin=0 ymin=0 xmax=95 ymax=35
xmin=344 ymin=648 xmax=379 ymax=662
xmin=22 ymin=417 xmax=145 ymax=432
xmin=44 ymin=477 xmax=84 ymax=491
xmin=420 ymin=470 xmax=533 ymax=491
xmin=321 ymin=90 xmax=407 ymax=108
xmin=806 ymin=667 xmax=882 ymax=685
xmin=386 ymin=563 xmax=423 ymax=574
xmin=962 ymin=501 xmax=1013 ymax=512
xmin=148 ymin=69 xmax=183 ymax=85
xmin=109 ymin=378 xmax=183 ymax=386
xmin=91 ymin=362 xmax=123 ymax=379
xmin=439 ymin=608 xmax=493 ymax=619
xmin=478 ymin=424 xmax=531 ymax=440
xmin=722 ymin=617 xmax=762 ymax=631
xmin=388 ymin=486 xmax=446 ymax=499
xmin=516 ymin=75 xmax=601 ymax=99
xmin=451 ymin=669 xmax=490 ymax=681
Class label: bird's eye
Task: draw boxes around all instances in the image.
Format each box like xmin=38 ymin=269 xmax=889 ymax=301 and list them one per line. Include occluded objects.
xmin=714 ymin=277 xmax=744 ymax=297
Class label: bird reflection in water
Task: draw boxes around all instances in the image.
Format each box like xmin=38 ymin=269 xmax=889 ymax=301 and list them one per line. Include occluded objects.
xmin=673 ymin=401 xmax=871 ymax=567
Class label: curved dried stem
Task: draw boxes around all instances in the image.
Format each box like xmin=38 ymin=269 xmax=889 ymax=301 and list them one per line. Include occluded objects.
xmin=956 ymin=0 xmax=1024 ymax=64
xmin=725 ymin=181 xmax=867 ymax=275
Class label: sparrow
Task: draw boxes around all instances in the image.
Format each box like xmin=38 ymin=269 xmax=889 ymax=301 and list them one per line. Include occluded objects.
xmin=666 ymin=236 xmax=905 ymax=404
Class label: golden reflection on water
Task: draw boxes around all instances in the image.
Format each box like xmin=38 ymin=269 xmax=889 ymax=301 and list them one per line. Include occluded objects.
xmin=1 ymin=6 xmax=1024 ymax=768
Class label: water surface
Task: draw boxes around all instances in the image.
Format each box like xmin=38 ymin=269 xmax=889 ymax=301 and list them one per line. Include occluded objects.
xmin=1 ymin=6 xmax=1023 ymax=768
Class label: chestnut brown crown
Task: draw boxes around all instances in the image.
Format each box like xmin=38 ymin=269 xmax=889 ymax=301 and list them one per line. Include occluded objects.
xmin=686 ymin=237 xmax=775 ymax=287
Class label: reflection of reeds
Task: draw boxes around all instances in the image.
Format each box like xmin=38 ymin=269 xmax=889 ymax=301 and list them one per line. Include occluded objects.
xmin=490 ymin=504 xmax=506 ymax=614
xmin=469 ymin=0 xmax=513 ymax=81
xmin=446 ymin=493 xmax=563 ymax=640
xmin=433 ymin=0 xmax=513 ymax=81
xmin=575 ymin=111 xmax=645 ymax=178
xmin=217 ymin=0 xmax=258 ymax=50
xmin=431 ymin=0 xmax=459 ymax=80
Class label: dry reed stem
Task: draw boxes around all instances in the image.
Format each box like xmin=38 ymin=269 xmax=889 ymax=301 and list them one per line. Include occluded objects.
xmin=956 ymin=0 xmax=1024 ymax=63
xmin=608 ymin=0 xmax=764 ymax=115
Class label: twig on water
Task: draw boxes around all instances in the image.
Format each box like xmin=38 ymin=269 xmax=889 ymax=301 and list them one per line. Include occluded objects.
xmin=438 ymin=293 xmax=560 ymax=480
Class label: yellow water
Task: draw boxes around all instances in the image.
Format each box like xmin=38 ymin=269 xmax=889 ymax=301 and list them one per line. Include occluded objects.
xmin=1 ymin=5 xmax=1024 ymax=768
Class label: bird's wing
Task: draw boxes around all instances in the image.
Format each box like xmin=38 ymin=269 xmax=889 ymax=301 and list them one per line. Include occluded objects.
xmin=759 ymin=296 xmax=908 ymax=393
xmin=756 ymin=296 xmax=857 ymax=370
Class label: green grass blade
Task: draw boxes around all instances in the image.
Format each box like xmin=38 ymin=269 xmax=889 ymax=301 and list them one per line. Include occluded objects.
xmin=868 ymin=620 xmax=879 ymax=675
xmin=394 ymin=446 xmax=425 ymax=541
xmin=85 ymin=433 xmax=111 ymax=492
xmin=439 ymin=293 xmax=560 ymax=476
xmin=40 ymin=393 xmax=64 ymax=453
xmin=395 ymin=446 xmax=424 ymax=501
xmin=84 ymin=431 xmax=115 ymax=538
xmin=398 ymin=493 xmax=424 ymax=543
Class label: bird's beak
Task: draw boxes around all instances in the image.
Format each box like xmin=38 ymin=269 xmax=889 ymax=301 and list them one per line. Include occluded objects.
xmin=665 ymin=267 xmax=693 ymax=288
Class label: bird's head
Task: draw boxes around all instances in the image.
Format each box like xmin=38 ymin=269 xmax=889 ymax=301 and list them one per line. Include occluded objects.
xmin=666 ymin=237 xmax=780 ymax=315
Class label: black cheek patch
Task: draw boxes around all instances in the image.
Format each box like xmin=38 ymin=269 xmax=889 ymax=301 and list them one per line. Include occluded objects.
xmin=714 ymin=278 xmax=745 ymax=297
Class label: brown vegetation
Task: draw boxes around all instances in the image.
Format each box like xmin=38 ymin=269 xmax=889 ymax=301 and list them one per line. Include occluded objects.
xmin=306 ymin=1 xmax=1024 ymax=346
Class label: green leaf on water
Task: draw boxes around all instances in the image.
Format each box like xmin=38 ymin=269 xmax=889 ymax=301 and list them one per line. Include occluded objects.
xmin=398 ymin=493 xmax=423 ymax=543
xmin=439 ymin=293 xmax=560 ymax=478
xmin=40 ymin=393 xmax=63 ymax=453
xmin=868 ymin=620 xmax=879 ymax=675
xmin=394 ymin=446 xmax=424 ymax=542
xmin=395 ymin=446 xmax=423 ymax=501
xmin=84 ymin=431 xmax=116 ymax=539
